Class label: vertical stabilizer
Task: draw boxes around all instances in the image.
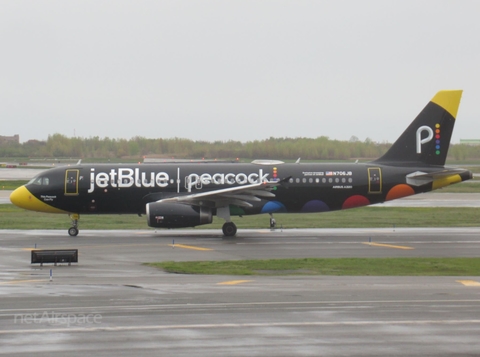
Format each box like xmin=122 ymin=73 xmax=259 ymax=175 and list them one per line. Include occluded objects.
xmin=374 ymin=90 xmax=462 ymax=166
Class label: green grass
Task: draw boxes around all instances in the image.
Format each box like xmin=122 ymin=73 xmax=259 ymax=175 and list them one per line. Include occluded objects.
xmin=0 ymin=205 xmax=147 ymax=230
xmin=146 ymin=257 xmax=480 ymax=276
xmin=436 ymin=182 xmax=480 ymax=193
xmin=2 ymin=179 xmax=480 ymax=229
xmin=0 ymin=180 xmax=28 ymax=190
xmin=1 ymin=205 xmax=480 ymax=230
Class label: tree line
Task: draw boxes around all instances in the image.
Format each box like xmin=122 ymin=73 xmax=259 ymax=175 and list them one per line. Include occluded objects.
xmin=0 ymin=133 xmax=478 ymax=161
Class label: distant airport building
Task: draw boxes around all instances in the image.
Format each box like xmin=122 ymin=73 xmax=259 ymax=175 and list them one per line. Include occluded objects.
xmin=459 ymin=139 xmax=480 ymax=146
xmin=0 ymin=134 xmax=19 ymax=144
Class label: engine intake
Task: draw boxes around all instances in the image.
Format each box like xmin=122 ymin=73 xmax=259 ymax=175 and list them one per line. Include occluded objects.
xmin=146 ymin=202 xmax=212 ymax=228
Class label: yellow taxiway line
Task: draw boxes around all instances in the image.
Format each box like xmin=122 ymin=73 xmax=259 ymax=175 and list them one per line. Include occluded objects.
xmin=0 ymin=279 xmax=47 ymax=285
xmin=217 ymin=280 xmax=253 ymax=285
xmin=362 ymin=242 xmax=414 ymax=250
xmin=168 ymin=244 xmax=212 ymax=251
xmin=456 ymin=280 xmax=480 ymax=287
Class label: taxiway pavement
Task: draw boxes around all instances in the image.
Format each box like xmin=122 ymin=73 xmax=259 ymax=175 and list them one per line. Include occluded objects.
xmin=1 ymin=228 xmax=480 ymax=356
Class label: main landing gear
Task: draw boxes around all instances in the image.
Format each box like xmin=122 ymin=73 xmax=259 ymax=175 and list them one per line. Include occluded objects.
xmin=217 ymin=206 xmax=237 ymax=237
xmin=222 ymin=222 xmax=237 ymax=237
xmin=68 ymin=213 xmax=79 ymax=237
xmin=217 ymin=208 xmax=276 ymax=237
xmin=269 ymin=213 xmax=276 ymax=230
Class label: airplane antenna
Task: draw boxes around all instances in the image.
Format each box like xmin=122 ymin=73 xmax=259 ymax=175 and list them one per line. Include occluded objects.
xmin=295 ymin=158 xmax=301 ymax=164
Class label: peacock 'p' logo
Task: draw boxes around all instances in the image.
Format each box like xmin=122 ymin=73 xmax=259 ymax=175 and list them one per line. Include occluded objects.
xmin=416 ymin=126 xmax=433 ymax=154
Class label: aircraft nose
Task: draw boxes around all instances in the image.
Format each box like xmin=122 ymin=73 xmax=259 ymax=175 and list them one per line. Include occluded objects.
xmin=10 ymin=186 xmax=66 ymax=213
xmin=10 ymin=186 xmax=34 ymax=210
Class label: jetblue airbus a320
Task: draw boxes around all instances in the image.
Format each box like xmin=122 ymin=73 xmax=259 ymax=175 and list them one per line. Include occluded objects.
xmin=10 ymin=90 xmax=472 ymax=237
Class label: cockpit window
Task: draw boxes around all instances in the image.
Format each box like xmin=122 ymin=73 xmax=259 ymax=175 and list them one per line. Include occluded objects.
xmin=31 ymin=177 xmax=42 ymax=185
xmin=29 ymin=176 xmax=50 ymax=185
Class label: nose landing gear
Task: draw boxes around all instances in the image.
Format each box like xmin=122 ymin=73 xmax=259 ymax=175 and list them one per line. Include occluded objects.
xmin=68 ymin=214 xmax=79 ymax=236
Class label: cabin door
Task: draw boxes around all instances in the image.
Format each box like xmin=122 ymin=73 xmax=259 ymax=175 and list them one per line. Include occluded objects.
xmin=65 ymin=169 xmax=79 ymax=195
xmin=368 ymin=167 xmax=382 ymax=194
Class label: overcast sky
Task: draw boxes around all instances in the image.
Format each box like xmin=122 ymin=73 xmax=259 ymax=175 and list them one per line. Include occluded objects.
xmin=1 ymin=1 xmax=479 ymax=144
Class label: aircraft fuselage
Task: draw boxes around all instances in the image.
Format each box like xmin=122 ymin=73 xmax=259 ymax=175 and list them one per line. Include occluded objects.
xmin=22 ymin=161 xmax=471 ymax=216
xmin=10 ymin=90 xmax=472 ymax=236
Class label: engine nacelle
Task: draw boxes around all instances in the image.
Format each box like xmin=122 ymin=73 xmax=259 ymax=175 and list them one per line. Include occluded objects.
xmin=146 ymin=202 xmax=212 ymax=228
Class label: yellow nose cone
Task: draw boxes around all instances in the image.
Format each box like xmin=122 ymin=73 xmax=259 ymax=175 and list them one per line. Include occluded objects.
xmin=10 ymin=186 xmax=66 ymax=213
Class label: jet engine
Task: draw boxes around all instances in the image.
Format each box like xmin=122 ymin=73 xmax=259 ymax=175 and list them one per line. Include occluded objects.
xmin=146 ymin=202 xmax=212 ymax=228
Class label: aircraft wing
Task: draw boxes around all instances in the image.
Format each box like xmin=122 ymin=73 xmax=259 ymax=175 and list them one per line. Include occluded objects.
xmin=157 ymin=181 xmax=279 ymax=208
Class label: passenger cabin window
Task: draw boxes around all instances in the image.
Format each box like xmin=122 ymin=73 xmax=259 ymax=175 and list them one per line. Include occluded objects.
xmin=285 ymin=176 xmax=355 ymax=185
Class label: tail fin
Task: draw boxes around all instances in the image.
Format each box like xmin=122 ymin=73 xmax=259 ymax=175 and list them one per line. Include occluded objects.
xmin=374 ymin=90 xmax=462 ymax=166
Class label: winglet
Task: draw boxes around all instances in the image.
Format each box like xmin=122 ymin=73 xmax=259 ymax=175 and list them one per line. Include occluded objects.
xmin=431 ymin=90 xmax=462 ymax=119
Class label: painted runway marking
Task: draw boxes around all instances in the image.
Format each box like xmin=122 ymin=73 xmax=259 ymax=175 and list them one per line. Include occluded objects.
xmin=237 ymin=240 xmax=480 ymax=245
xmin=456 ymin=280 xmax=480 ymax=287
xmin=2 ymin=319 xmax=480 ymax=335
xmin=168 ymin=244 xmax=212 ymax=251
xmin=362 ymin=242 xmax=414 ymax=250
xmin=2 ymin=299 xmax=480 ymax=315
xmin=217 ymin=280 xmax=253 ymax=285
xmin=23 ymin=243 xmax=166 ymax=250
xmin=0 ymin=279 xmax=47 ymax=285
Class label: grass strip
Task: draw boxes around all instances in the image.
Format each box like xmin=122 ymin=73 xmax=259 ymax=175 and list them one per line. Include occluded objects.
xmin=147 ymin=258 xmax=480 ymax=276
xmin=2 ymin=205 xmax=480 ymax=229
xmin=0 ymin=180 xmax=28 ymax=190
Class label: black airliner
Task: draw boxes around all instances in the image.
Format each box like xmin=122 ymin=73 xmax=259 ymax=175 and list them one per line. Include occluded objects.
xmin=10 ymin=90 xmax=472 ymax=237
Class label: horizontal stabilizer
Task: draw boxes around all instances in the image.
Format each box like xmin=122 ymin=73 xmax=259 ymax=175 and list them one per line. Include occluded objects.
xmin=406 ymin=169 xmax=472 ymax=187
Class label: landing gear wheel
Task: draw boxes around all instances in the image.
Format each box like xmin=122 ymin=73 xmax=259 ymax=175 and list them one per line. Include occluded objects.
xmin=68 ymin=213 xmax=80 ymax=237
xmin=222 ymin=222 xmax=237 ymax=237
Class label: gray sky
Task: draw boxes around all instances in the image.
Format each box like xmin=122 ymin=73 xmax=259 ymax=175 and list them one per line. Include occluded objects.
xmin=2 ymin=1 xmax=479 ymax=144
